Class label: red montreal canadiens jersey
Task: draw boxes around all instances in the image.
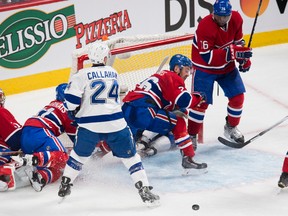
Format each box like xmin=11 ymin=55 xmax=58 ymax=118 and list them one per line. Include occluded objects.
xmin=24 ymin=100 xmax=76 ymax=137
xmin=123 ymin=70 xmax=194 ymax=111
xmin=192 ymin=11 xmax=243 ymax=74
xmin=0 ymin=107 xmax=22 ymax=143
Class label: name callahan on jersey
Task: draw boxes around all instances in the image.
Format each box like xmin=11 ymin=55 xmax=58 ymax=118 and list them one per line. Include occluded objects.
xmin=87 ymin=71 xmax=118 ymax=80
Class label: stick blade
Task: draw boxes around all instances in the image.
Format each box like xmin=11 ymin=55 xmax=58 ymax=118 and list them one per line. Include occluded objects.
xmin=217 ymin=137 xmax=246 ymax=149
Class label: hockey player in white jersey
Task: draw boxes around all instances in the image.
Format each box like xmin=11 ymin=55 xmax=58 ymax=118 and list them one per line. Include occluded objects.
xmin=58 ymin=42 xmax=160 ymax=206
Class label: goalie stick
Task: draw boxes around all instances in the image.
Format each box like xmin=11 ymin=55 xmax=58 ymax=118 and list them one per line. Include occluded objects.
xmin=218 ymin=115 xmax=288 ymax=148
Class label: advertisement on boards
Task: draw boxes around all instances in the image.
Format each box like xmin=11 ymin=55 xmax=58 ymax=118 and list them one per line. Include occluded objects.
xmin=72 ymin=0 xmax=288 ymax=49
xmin=0 ymin=5 xmax=76 ymax=69
xmin=0 ymin=0 xmax=287 ymax=94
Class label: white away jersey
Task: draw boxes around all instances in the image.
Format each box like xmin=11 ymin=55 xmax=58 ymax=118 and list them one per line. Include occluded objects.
xmin=65 ymin=65 xmax=127 ymax=133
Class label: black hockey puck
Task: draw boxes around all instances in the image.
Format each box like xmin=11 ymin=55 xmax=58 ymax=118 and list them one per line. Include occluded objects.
xmin=192 ymin=204 xmax=200 ymax=210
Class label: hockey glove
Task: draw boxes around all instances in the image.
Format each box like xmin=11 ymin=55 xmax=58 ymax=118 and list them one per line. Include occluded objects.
xmin=11 ymin=154 xmax=39 ymax=167
xmin=227 ymin=44 xmax=252 ymax=61
xmin=67 ymin=110 xmax=76 ymax=120
xmin=67 ymin=111 xmax=78 ymax=127
xmin=238 ymin=59 xmax=251 ymax=72
xmin=67 ymin=105 xmax=80 ymax=121
xmin=190 ymin=92 xmax=206 ymax=108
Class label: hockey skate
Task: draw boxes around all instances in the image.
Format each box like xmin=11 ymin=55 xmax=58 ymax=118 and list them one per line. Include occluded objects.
xmin=278 ymin=172 xmax=288 ymax=188
xmin=25 ymin=167 xmax=46 ymax=192
xmin=135 ymin=181 xmax=160 ymax=207
xmin=136 ymin=139 xmax=157 ymax=158
xmin=224 ymin=120 xmax=244 ymax=144
xmin=181 ymin=151 xmax=207 ymax=175
xmin=92 ymin=147 xmax=107 ymax=159
xmin=58 ymin=176 xmax=73 ymax=198
xmin=92 ymin=141 xmax=111 ymax=159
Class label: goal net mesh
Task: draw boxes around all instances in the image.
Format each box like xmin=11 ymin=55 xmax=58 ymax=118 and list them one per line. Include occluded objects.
xmin=68 ymin=33 xmax=203 ymax=144
xmin=74 ymin=33 xmax=194 ymax=91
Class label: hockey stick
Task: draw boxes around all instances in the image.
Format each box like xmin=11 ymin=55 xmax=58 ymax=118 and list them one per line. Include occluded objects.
xmin=0 ymin=150 xmax=22 ymax=156
xmin=0 ymin=147 xmax=73 ymax=156
xmin=218 ymin=115 xmax=288 ymax=148
xmin=247 ymin=0 xmax=263 ymax=48
xmin=156 ymin=56 xmax=169 ymax=74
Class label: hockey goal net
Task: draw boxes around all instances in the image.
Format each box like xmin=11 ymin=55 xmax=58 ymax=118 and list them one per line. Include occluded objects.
xmin=71 ymin=33 xmax=203 ymax=143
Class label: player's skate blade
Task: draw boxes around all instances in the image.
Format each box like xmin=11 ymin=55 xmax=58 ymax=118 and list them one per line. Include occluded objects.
xmin=135 ymin=181 xmax=160 ymax=207
xmin=57 ymin=176 xmax=73 ymax=204
xmin=278 ymin=172 xmax=288 ymax=189
xmin=182 ymin=156 xmax=208 ymax=175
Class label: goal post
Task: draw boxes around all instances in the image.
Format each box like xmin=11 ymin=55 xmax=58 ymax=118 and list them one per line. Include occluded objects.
xmin=72 ymin=33 xmax=204 ymax=143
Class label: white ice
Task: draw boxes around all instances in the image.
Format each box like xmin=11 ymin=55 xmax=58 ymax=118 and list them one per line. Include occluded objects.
xmin=1 ymin=43 xmax=288 ymax=216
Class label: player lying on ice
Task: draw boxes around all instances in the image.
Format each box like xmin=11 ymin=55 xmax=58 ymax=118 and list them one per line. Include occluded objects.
xmin=121 ymin=54 xmax=207 ymax=172
xmin=0 ymin=84 xmax=77 ymax=192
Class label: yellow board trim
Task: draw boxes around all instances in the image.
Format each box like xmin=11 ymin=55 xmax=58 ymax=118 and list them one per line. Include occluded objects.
xmin=0 ymin=69 xmax=70 ymax=95
xmin=243 ymin=29 xmax=288 ymax=47
xmin=1 ymin=29 xmax=288 ymax=96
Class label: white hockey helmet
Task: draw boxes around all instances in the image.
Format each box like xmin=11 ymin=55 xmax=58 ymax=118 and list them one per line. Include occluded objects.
xmin=88 ymin=42 xmax=110 ymax=65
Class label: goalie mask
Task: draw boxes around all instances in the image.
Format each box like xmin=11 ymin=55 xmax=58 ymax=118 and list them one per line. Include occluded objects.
xmin=0 ymin=88 xmax=6 ymax=107
xmin=88 ymin=42 xmax=111 ymax=65
xmin=169 ymin=54 xmax=192 ymax=71
xmin=56 ymin=83 xmax=68 ymax=102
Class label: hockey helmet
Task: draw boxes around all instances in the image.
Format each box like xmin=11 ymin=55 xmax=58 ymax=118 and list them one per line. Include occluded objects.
xmin=56 ymin=83 xmax=68 ymax=102
xmin=213 ymin=0 xmax=232 ymax=16
xmin=0 ymin=88 xmax=5 ymax=107
xmin=88 ymin=42 xmax=110 ymax=65
xmin=169 ymin=54 xmax=192 ymax=71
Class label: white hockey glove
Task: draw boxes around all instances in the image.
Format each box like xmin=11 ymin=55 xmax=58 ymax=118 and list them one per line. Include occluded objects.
xmin=11 ymin=154 xmax=39 ymax=167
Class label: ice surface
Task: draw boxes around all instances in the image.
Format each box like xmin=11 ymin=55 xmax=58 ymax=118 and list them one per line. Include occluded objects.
xmin=1 ymin=43 xmax=288 ymax=216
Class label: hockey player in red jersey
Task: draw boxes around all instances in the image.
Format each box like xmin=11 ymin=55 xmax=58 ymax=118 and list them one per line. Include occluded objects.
xmin=0 ymin=88 xmax=24 ymax=191
xmin=0 ymin=88 xmax=22 ymax=152
xmin=12 ymin=83 xmax=77 ymax=192
xmin=0 ymin=88 xmax=38 ymax=192
xmin=188 ymin=0 xmax=253 ymax=148
xmin=278 ymin=151 xmax=288 ymax=188
xmin=122 ymin=54 xmax=207 ymax=172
